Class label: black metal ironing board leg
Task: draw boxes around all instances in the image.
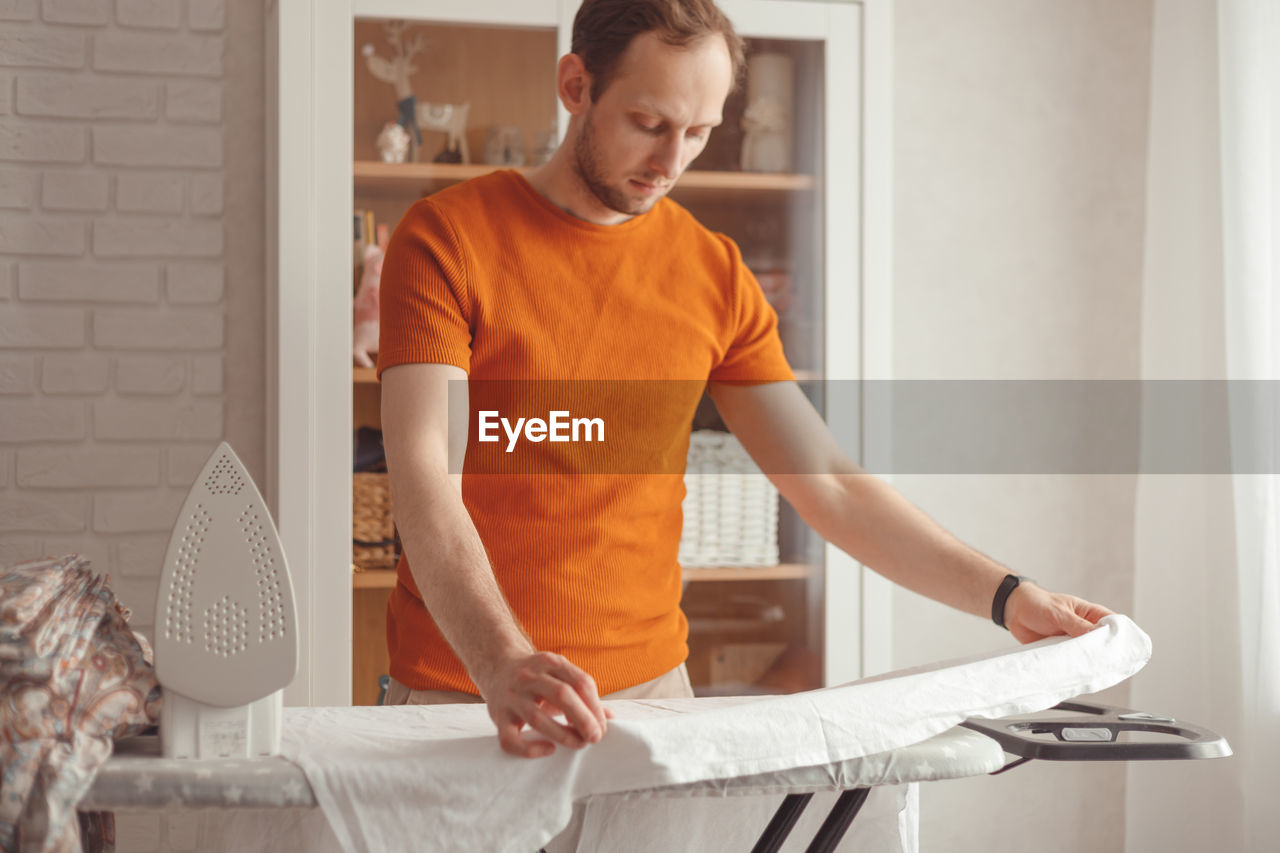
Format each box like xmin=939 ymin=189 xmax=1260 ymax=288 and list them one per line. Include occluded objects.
xmin=804 ymin=788 xmax=871 ymax=853
xmin=750 ymin=793 xmax=813 ymax=853
xmin=750 ymin=786 xmax=871 ymax=853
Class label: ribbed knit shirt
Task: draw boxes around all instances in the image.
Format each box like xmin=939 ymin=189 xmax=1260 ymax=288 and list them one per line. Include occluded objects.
xmin=377 ymin=170 xmax=793 ymax=695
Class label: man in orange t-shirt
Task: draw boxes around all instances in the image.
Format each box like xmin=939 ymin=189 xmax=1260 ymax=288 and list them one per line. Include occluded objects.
xmin=378 ymin=0 xmax=1115 ymax=759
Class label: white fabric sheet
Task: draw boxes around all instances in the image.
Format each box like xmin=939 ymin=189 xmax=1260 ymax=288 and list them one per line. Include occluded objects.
xmin=559 ymin=726 xmax=996 ymax=853
xmin=570 ymin=784 xmax=913 ymax=853
xmin=273 ymin=615 xmax=1148 ymax=853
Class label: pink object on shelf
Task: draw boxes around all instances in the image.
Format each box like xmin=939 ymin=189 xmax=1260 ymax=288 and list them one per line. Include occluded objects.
xmin=353 ymin=231 xmax=387 ymax=368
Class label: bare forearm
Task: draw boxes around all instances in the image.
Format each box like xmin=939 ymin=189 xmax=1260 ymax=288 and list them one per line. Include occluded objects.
xmin=783 ymin=472 xmax=1011 ymax=619
xmin=391 ymin=464 xmax=532 ymax=687
xmin=379 ymin=364 xmax=608 ymax=754
xmin=708 ymin=381 xmax=1110 ymax=640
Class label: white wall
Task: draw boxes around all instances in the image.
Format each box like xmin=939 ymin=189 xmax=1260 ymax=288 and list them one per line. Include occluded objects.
xmin=892 ymin=1 xmax=1152 ymax=851
xmin=0 ymin=1 xmax=263 ymax=849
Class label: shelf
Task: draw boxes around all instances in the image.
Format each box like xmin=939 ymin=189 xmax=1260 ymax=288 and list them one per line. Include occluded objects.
xmin=682 ymin=563 xmax=814 ymax=582
xmin=353 ymin=563 xmax=813 ymax=590
xmin=353 ymin=568 xmax=398 ymax=589
xmin=356 ymin=366 xmax=818 ymax=384
xmin=354 ymin=161 xmax=816 ymax=197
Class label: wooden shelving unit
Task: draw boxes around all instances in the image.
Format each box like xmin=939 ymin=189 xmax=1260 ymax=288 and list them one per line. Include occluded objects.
xmin=354 ymin=160 xmax=816 ymax=198
xmin=354 ymin=562 xmax=814 ymax=590
xmin=356 ymin=366 xmax=819 ymax=384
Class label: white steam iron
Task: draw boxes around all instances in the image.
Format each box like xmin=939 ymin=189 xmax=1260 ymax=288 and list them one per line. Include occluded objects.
xmin=153 ymin=442 xmax=299 ymax=758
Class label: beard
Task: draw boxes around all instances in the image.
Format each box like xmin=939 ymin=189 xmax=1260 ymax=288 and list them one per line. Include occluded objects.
xmin=572 ymin=109 xmax=666 ymax=217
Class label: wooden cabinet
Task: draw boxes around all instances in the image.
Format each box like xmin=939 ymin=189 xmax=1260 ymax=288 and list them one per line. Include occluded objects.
xmin=346 ymin=0 xmax=887 ymax=704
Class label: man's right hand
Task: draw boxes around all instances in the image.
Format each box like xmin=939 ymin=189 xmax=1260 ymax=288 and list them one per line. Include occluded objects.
xmin=476 ymin=650 xmax=612 ymax=758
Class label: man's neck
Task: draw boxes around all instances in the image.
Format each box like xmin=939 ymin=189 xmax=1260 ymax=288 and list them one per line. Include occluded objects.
xmin=522 ymin=146 xmax=636 ymax=227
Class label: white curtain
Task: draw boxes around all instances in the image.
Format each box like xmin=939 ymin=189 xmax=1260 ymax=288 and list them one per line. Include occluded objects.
xmin=1129 ymin=0 xmax=1280 ymax=850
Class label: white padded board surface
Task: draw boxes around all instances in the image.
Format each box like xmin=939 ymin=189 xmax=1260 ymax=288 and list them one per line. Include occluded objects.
xmin=154 ymin=442 xmax=298 ymax=707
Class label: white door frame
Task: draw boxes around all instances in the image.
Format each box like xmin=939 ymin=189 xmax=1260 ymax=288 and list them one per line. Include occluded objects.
xmin=267 ymin=0 xmax=355 ymax=706
xmin=267 ymin=0 xmax=892 ymax=705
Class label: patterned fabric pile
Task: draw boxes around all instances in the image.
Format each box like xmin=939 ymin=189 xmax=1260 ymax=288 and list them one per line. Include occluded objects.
xmin=1 ymin=555 xmax=161 ymax=853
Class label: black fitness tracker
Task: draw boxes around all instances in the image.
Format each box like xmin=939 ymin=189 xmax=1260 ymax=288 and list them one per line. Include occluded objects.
xmin=992 ymin=574 xmax=1033 ymax=629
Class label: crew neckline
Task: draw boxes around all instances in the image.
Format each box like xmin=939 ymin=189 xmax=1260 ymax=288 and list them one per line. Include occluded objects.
xmin=506 ymin=169 xmax=660 ymax=235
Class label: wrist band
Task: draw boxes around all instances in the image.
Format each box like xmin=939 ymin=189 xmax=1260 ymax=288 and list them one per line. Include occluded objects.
xmin=991 ymin=574 xmax=1030 ymax=629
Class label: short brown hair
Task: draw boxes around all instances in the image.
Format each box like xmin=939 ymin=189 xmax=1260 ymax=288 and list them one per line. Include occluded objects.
xmin=571 ymin=0 xmax=746 ymax=102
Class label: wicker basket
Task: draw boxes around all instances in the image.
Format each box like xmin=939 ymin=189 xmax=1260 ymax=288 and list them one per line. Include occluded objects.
xmin=353 ymin=472 xmax=398 ymax=571
xmin=679 ymin=430 xmax=779 ymax=568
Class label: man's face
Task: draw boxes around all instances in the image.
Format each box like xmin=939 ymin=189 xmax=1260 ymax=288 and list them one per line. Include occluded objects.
xmin=572 ymin=32 xmax=733 ymax=217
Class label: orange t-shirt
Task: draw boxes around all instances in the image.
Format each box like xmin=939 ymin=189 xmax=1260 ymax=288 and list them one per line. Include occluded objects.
xmin=377 ymin=170 xmax=793 ymax=695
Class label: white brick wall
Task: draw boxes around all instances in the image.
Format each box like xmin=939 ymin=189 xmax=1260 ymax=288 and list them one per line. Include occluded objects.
xmin=167 ymin=261 xmax=221 ymax=302
xmin=0 ymin=168 xmax=36 ymax=207
xmin=113 ymin=810 xmax=209 ymax=853
xmin=3 ymin=5 xmax=264 ymax=847
xmin=94 ymin=308 xmax=222 ymax=348
xmin=93 ymin=125 xmax=221 ymax=167
xmin=41 ymin=353 xmax=108 ymax=391
xmin=115 ymin=354 xmax=185 ymax=393
xmin=0 ymin=213 xmax=87 ymax=253
xmin=189 ymin=354 xmax=220 ymax=393
xmin=0 ymin=304 xmax=87 ymax=345
xmin=20 ymin=261 xmax=160 ymax=301
xmin=0 ymin=31 xmax=86 ymax=69
xmin=0 ymin=3 xmax=38 ymax=24
xmin=0 ymin=1 xmax=229 ymax=648
xmin=41 ymin=170 xmax=108 ymax=210
xmin=164 ymin=79 xmax=219 ymax=122
xmin=17 ymin=445 xmax=160 ymax=486
xmin=0 ymin=355 xmax=35 ymax=392
xmin=116 ymin=0 xmax=180 ymax=31
xmin=0 ymin=398 xmax=86 ymax=440
xmin=116 ymin=171 xmax=183 ymax=213
xmin=94 ymin=31 xmax=222 ymax=76
xmin=94 ymin=398 xmax=222 ymax=439
xmin=92 ymin=216 xmax=222 ymax=255
xmin=43 ymin=0 xmax=111 ymax=27
xmin=16 ymin=74 xmax=159 ymax=119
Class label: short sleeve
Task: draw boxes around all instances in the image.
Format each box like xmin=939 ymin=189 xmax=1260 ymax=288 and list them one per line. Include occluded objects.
xmin=377 ymin=199 xmax=474 ymax=379
xmin=708 ymin=235 xmax=796 ymax=384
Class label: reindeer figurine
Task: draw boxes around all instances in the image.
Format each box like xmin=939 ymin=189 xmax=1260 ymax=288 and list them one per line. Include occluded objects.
xmin=362 ymin=21 xmax=473 ymax=164
xmin=417 ymin=101 xmax=472 ymax=164
xmin=362 ymin=21 xmax=427 ymax=145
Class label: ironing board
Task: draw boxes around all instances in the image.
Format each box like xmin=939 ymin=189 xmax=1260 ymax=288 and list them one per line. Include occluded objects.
xmin=80 ymin=723 xmax=993 ymax=812
xmin=80 ymin=612 xmax=1228 ymax=852
xmin=81 ymin=698 xmax=1227 ymax=852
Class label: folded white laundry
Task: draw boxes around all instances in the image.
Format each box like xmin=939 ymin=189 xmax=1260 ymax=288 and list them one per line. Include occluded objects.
xmin=279 ymin=614 xmax=1150 ymax=853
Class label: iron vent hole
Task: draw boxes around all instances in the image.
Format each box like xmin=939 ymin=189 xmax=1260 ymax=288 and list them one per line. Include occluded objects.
xmin=204 ymin=454 xmax=246 ymax=496
xmin=241 ymin=504 xmax=287 ymax=642
xmin=203 ymin=594 xmax=249 ymax=658
xmin=164 ymin=503 xmax=208 ymax=644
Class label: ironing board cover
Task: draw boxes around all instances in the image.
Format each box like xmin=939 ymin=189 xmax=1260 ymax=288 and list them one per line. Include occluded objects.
xmin=271 ymin=614 xmax=1149 ymax=853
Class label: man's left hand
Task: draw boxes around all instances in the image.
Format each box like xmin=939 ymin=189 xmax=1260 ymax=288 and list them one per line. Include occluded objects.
xmin=1002 ymin=582 xmax=1114 ymax=644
